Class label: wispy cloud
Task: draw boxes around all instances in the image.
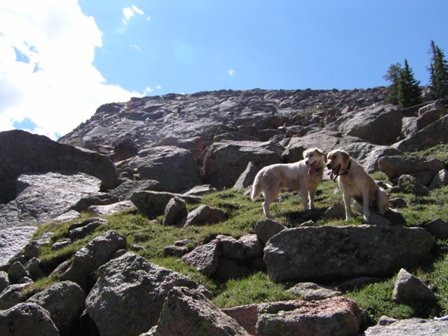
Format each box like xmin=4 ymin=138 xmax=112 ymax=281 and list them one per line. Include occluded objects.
xmin=118 ymin=5 xmax=147 ymax=34
xmin=0 ymin=1 xmax=140 ymax=139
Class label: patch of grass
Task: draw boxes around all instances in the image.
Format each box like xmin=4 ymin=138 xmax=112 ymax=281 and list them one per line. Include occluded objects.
xmin=407 ymin=144 xmax=448 ymax=163
xmin=213 ymin=272 xmax=295 ymax=308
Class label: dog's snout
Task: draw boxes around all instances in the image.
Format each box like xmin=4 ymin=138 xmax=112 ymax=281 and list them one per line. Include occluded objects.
xmin=326 ymin=163 xmax=332 ymax=169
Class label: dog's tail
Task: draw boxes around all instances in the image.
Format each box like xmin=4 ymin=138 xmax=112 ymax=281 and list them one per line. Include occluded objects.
xmin=250 ymin=172 xmax=263 ymax=201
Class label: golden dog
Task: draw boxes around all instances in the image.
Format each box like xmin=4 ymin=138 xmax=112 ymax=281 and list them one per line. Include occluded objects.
xmin=326 ymin=149 xmax=388 ymax=221
xmin=251 ymin=148 xmax=325 ymax=217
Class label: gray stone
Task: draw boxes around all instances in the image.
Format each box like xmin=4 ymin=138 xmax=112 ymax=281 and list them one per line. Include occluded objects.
xmin=233 ymin=161 xmax=259 ymax=190
xmin=398 ymin=174 xmax=430 ymax=196
xmin=163 ymin=197 xmax=187 ymax=226
xmin=181 ymin=240 xmax=222 ymax=275
xmin=153 ymin=286 xmax=250 ymax=336
xmin=429 ymin=169 xmax=448 ymax=190
xmin=183 ymin=184 xmax=217 ymax=196
xmin=28 ymin=280 xmax=86 ymax=335
xmin=8 ymin=261 xmax=29 ymax=284
xmin=365 ymin=318 xmax=448 ymax=336
xmin=422 ymin=218 xmax=448 ymax=240
xmin=0 ymin=283 xmax=31 ymax=310
xmin=71 ymin=193 xmax=119 ymax=212
xmin=254 ymin=219 xmax=286 ymax=244
xmin=110 ymin=179 xmax=160 ymax=201
xmin=392 ymin=268 xmax=436 ymax=305
xmin=25 ymin=257 xmax=44 ymax=281
xmin=86 ymin=252 xmax=208 ymax=336
xmin=264 ymin=225 xmax=434 ymax=282
xmin=184 ymin=205 xmax=228 ymax=226
xmin=132 ymin=146 xmax=202 ymax=192
xmin=378 ymin=155 xmax=445 ymax=182
xmin=0 ymin=302 xmax=59 ymax=336
xmin=88 ymin=200 xmax=136 ymax=216
xmin=68 ymin=217 xmax=107 ymax=240
xmin=0 ymin=271 xmax=9 ymax=292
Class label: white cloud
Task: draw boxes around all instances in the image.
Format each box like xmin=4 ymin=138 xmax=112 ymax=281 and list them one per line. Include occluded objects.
xmin=227 ymin=69 xmax=236 ymax=77
xmin=118 ymin=4 xmax=145 ymax=34
xmin=0 ymin=0 xmax=140 ymax=139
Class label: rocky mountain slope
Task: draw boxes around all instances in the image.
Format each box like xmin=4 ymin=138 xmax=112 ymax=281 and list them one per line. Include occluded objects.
xmin=1 ymin=87 xmax=448 ymax=336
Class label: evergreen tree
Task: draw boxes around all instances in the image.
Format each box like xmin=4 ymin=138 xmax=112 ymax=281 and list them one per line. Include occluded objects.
xmin=397 ymin=59 xmax=422 ymax=107
xmin=383 ymin=63 xmax=402 ymax=105
xmin=429 ymin=40 xmax=448 ymax=99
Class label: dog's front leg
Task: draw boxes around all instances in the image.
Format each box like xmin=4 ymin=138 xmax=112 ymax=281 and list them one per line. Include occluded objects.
xmin=308 ymin=188 xmax=316 ymax=210
xmin=343 ymin=192 xmax=353 ymax=220
xmin=300 ymin=188 xmax=309 ymax=211
xmin=361 ymin=189 xmax=371 ymax=222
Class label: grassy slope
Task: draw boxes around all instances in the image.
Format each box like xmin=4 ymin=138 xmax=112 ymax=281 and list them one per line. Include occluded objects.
xmin=28 ymin=146 xmax=448 ymax=321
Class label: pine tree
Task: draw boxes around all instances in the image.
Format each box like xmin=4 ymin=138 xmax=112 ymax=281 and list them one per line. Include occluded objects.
xmin=429 ymin=40 xmax=448 ymax=99
xmin=383 ymin=63 xmax=402 ymax=105
xmin=397 ymin=59 xmax=422 ymax=107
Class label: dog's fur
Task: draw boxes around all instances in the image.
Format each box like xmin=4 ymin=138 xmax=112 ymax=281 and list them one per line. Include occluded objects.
xmin=326 ymin=149 xmax=389 ymax=221
xmin=251 ymin=148 xmax=325 ymax=217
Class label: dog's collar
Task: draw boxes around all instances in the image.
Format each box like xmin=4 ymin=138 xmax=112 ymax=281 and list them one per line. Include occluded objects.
xmin=339 ymin=159 xmax=351 ymax=176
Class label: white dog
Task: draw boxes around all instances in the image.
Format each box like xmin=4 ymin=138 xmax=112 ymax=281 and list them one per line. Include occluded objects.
xmin=326 ymin=149 xmax=388 ymax=222
xmin=251 ymin=148 xmax=325 ymax=217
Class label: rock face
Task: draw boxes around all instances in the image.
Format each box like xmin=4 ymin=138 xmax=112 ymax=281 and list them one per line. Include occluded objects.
xmin=364 ymin=318 xmax=448 ymax=336
xmin=85 ymin=252 xmax=208 ymax=336
xmin=264 ymin=225 xmax=434 ymax=282
xmin=0 ymin=130 xmax=118 ymax=204
xmin=0 ymin=172 xmax=102 ymax=266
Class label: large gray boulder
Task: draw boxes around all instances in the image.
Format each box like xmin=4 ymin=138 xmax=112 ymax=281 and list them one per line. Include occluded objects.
xmin=28 ymin=280 xmax=86 ymax=335
xmin=86 ymin=252 xmax=208 ymax=336
xmin=378 ymin=155 xmax=445 ymax=182
xmin=0 ymin=302 xmax=59 ymax=336
xmin=393 ymin=114 xmax=448 ymax=151
xmin=0 ymin=130 xmax=118 ymax=204
xmin=364 ymin=318 xmax=448 ymax=336
xmin=337 ymin=105 xmax=402 ymax=145
xmin=131 ymin=146 xmax=202 ymax=192
xmin=153 ymin=286 xmax=250 ymax=336
xmin=202 ymin=141 xmax=282 ymax=188
xmin=392 ymin=268 xmax=436 ymax=305
xmin=264 ymin=225 xmax=434 ymax=282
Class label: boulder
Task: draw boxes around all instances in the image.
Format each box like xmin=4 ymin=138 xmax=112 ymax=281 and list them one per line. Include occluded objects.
xmin=0 ymin=283 xmax=31 ymax=310
xmin=131 ymin=191 xmax=200 ymax=218
xmin=61 ymin=231 xmax=127 ymax=288
xmin=202 ymin=141 xmax=282 ymax=188
xmin=264 ymin=225 xmax=434 ymax=282
xmin=364 ymin=318 xmax=448 ymax=336
xmin=225 ymin=297 xmax=361 ymax=336
xmin=393 ymin=114 xmax=448 ymax=151
xmin=28 ymin=280 xmax=86 ymax=335
xmin=68 ymin=217 xmax=107 ymax=241
xmin=184 ymin=205 xmax=228 ymax=226
xmin=71 ymin=193 xmax=119 ymax=212
xmin=0 ymin=302 xmax=59 ymax=336
xmin=8 ymin=261 xmax=29 ymax=284
xmin=110 ymin=179 xmax=160 ymax=201
xmin=0 ymin=271 xmax=9 ymax=292
xmin=181 ymin=240 xmax=222 ymax=275
xmin=254 ymin=219 xmax=286 ymax=244
xmin=337 ymin=105 xmax=402 ymax=145
xmin=422 ymin=218 xmax=448 ymax=240
xmin=86 ymin=252 xmax=208 ymax=336
xmin=153 ymin=286 xmax=250 ymax=336
xmin=0 ymin=130 xmax=118 ymax=204
xmin=392 ymin=268 xmax=436 ymax=305
xmin=163 ymin=197 xmax=187 ymax=226
xmin=131 ymin=146 xmax=202 ymax=192
xmin=233 ymin=161 xmax=259 ymax=190
xmin=378 ymin=155 xmax=445 ymax=182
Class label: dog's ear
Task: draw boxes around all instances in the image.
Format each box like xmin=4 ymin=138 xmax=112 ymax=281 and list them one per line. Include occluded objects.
xmin=340 ymin=150 xmax=350 ymax=164
xmin=315 ymin=148 xmax=324 ymax=156
xmin=302 ymin=149 xmax=309 ymax=159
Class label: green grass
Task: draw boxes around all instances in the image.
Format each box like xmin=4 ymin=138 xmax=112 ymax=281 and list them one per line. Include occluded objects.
xmin=407 ymin=144 xmax=448 ymax=163
xmin=27 ymin=145 xmax=448 ymax=320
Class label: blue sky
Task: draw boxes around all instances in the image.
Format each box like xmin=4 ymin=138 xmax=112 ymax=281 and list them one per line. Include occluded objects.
xmin=1 ymin=0 xmax=447 ymax=139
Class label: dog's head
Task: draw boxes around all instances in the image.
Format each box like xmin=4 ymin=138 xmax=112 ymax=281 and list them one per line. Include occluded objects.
xmin=326 ymin=149 xmax=350 ymax=176
xmin=303 ymin=148 xmax=325 ymax=175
